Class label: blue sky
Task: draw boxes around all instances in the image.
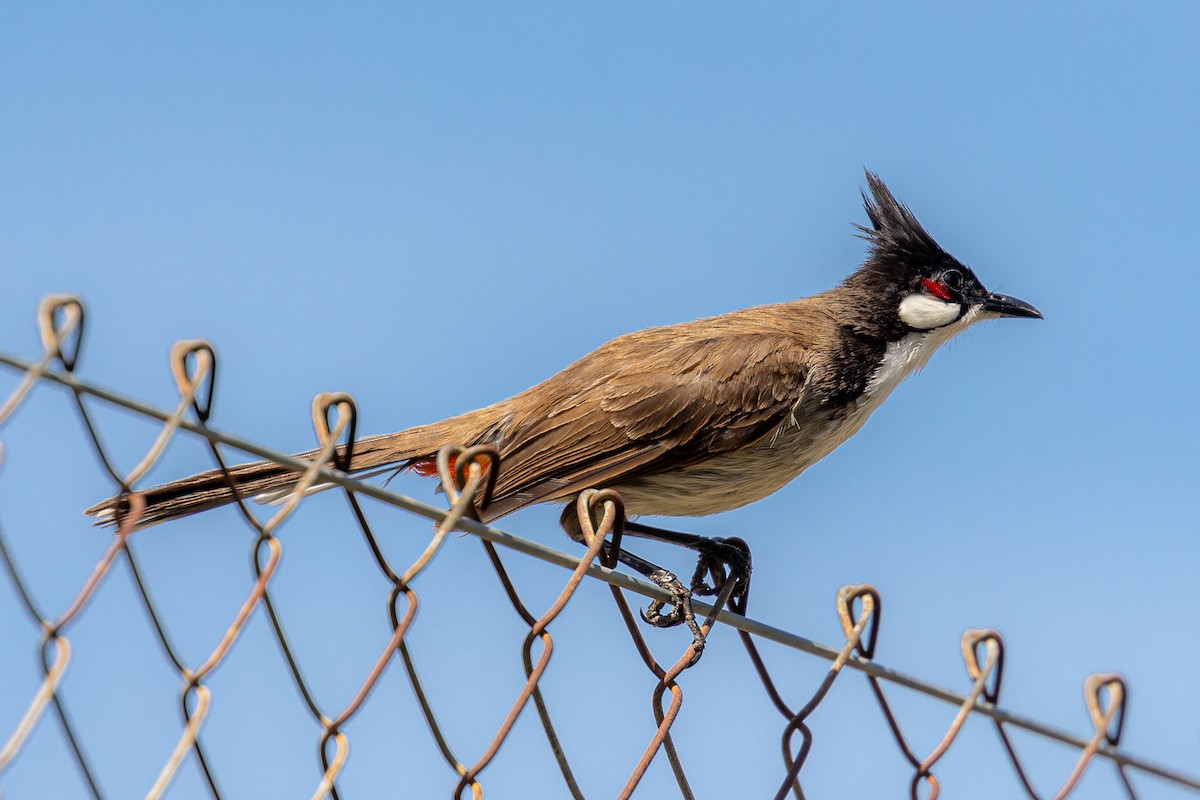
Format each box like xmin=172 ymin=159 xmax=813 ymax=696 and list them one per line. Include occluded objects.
xmin=1 ymin=3 xmax=1198 ymax=798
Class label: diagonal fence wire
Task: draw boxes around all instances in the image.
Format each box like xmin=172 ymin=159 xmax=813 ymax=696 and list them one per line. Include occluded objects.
xmin=0 ymin=295 xmax=1197 ymax=798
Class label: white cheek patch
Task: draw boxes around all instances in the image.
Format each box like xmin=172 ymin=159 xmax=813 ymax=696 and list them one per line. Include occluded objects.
xmin=899 ymin=293 xmax=962 ymax=330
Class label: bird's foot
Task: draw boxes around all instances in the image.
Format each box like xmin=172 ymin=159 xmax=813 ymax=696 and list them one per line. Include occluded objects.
xmin=641 ymin=569 xmax=706 ymax=656
xmin=689 ymin=536 xmax=752 ymax=599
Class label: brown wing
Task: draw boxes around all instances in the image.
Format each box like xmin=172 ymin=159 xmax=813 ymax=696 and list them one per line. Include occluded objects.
xmin=479 ymin=319 xmax=814 ymax=521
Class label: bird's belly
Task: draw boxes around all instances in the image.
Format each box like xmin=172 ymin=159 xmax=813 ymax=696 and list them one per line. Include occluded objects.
xmin=611 ymin=401 xmax=880 ymax=518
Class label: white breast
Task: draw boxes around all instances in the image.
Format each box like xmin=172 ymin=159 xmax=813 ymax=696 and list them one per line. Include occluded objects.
xmin=867 ymin=305 xmax=981 ymax=399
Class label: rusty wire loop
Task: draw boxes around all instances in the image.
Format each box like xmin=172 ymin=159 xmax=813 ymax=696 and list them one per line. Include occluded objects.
xmin=122 ymin=341 xmax=212 ymax=488
xmin=631 ymin=562 xmax=742 ymax=800
xmin=2 ymin=295 xmax=1199 ymax=799
xmin=586 ymin=486 xmax=746 ymax=800
xmin=1053 ymin=675 xmax=1133 ymax=799
xmin=0 ymin=295 xmax=83 ymax=428
xmin=318 ymin=443 xmax=491 ymax=799
xmin=0 ymin=635 xmax=70 ymax=770
xmin=571 ymin=489 xmax=702 ymax=800
xmin=474 ymin=492 xmax=587 ymax=798
xmin=916 ymin=629 xmax=1004 ymax=799
xmin=0 ymin=293 xmax=214 ymax=796
xmin=732 ymin=584 xmax=880 ymax=800
xmin=141 ymin=388 xmax=351 ymax=799
xmin=450 ymin=487 xmax=612 ymax=799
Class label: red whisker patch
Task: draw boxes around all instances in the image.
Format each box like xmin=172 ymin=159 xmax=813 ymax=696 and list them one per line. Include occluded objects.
xmin=921 ymin=278 xmax=953 ymax=301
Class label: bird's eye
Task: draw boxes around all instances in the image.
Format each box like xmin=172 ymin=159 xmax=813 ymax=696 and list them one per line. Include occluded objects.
xmin=941 ymin=269 xmax=964 ymax=291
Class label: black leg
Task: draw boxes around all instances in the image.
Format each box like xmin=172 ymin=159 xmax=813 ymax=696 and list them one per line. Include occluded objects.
xmin=623 ymin=520 xmax=753 ymax=599
xmin=558 ymin=505 xmax=705 ymax=649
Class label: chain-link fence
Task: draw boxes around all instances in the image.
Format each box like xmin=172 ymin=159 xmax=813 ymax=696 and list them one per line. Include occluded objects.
xmin=2 ymin=296 xmax=1198 ymax=799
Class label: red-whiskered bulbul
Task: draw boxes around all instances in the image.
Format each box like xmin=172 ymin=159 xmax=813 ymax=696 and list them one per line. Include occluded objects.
xmin=88 ymin=172 xmax=1041 ymax=642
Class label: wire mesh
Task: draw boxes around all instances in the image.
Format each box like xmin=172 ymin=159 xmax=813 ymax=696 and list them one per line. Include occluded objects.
xmin=1 ymin=295 xmax=1197 ymax=799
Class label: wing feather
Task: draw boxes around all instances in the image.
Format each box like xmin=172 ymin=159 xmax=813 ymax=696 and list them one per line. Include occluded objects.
xmin=479 ymin=314 xmax=817 ymax=521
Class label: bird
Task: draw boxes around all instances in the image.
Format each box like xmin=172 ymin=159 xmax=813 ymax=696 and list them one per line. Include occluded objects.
xmin=87 ymin=171 xmax=1041 ymax=639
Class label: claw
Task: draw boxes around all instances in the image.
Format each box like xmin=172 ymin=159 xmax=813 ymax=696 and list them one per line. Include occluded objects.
xmin=641 ymin=600 xmax=685 ymax=628
xmin=641 ymin=569 xmax=706 ymax=656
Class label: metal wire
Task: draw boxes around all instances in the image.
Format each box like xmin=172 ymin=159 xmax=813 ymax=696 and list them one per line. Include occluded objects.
xmin=1 ymin=295 xmax=1198 ymax=798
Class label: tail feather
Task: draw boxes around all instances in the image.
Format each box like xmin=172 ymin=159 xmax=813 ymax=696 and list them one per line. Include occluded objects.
xmin=85 ymin=457 xmax=308 ymax=528
xmin=84 ymin=418 xmax=490 ymax=529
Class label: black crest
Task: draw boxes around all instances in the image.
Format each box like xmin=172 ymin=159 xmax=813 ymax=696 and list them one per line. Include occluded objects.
xmin=845 ymin=171 xmax=966 ymax=295
xmin=858 ymin=172 xmax=943 ymax=255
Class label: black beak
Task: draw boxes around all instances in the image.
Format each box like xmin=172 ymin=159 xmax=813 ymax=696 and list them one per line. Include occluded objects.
xmin=982 ymin=292 xmax=1043 ymax=319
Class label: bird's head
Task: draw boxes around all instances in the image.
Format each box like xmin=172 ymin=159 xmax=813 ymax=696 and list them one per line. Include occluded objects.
xmin=843 ymin=171 xmax=1042 ymax=340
